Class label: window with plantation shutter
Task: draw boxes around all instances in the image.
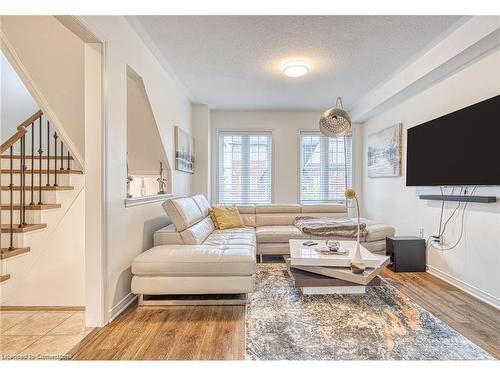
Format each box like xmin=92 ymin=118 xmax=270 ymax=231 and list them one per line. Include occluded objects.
xmin=299 ymin=131 xmax=352 ymax=204
xmin=217 ymin=131 xmax=272 ymax=204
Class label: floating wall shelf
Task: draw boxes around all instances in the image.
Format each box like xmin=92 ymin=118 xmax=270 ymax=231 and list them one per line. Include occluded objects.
xmin=419 ymin=195 xmax=497 ymax=203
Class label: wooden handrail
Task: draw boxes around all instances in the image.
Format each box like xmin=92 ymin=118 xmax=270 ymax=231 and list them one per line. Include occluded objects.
xmin=0 ymin=110 xmax=43 ymax=154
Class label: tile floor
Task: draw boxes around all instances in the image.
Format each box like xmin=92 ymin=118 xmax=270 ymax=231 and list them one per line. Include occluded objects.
xmin=0 ymin=310 xmax=94 ymax=360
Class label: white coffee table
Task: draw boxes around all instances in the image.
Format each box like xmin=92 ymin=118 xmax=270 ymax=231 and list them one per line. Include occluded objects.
xmin=287 ymin=239 xmax=390 ymax=295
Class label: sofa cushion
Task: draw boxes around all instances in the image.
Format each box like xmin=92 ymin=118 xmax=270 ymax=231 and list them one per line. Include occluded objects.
xmin=256 ymin=213 xmax=300 ymax=226
xmin=301 ymin=204 xmax=347 ymax=213
xmin=212 ymin=227 xmax=256 ymax=235
xmin=295 ymin=212 xmax=347 ymax=220
xmin=236 ymin=205 xmax=256 ymax=214
xmin=364 ymin=223 xmax=395 ymax=242
xmin=192 ymin=194 xmax=211 ymax=217
xmin=256 ymin=225 xmax=309 ymax=243
xmin=204 ymin=227 xmax=256 ymax=248
xmin=257 ymin=242 xmax=290 ymax=255
xmin=256 ymin=204 xmax=301 ymax=214
xmin=240 ymin=213 xmax=256 ymax=227
xmin=132 ymin=244 xmax=256 ymax=277
xmin=211 ymin=205 xmax=245 ymax=230
xmin=162 ymin=197 xmax=204 ymax=232
xmin=154 ymin=224 xmax=184 ymax=246
xmin=180 ymin=216 xmax=215 ymax=245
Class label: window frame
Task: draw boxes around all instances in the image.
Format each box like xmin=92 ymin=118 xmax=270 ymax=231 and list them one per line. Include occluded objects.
xmin=216 ymin=130 xmax=274 ymax=205
xmin=298 ymin=130 xmax=353 ymax=205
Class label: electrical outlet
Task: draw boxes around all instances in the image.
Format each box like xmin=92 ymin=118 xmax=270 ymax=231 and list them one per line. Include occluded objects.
xmin=433 ymin=235 xmax=444 ymax=245
xmin=418 ymin=228 xmax=424 ymax=238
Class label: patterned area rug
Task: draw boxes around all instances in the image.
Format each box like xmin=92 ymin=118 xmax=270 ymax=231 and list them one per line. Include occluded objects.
xmin=245 ymin=264 xmax=493 ymax=360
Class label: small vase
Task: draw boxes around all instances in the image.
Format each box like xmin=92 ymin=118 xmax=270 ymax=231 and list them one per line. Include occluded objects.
xmin=350 ymin=242 xmax=366 ymax=274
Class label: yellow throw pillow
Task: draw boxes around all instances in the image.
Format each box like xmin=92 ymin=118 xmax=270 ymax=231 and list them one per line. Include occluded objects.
xmin=211 ymin=205 xmax=244 ymax=230
xmin=209 ymin=208 xmax=220 ymax=229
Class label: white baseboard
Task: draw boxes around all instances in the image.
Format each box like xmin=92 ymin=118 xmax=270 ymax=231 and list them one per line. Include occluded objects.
xmin=427 ymin=265 xmax=500 ymax=310
xmin=108 ymin=292 xmax=137 ymax=322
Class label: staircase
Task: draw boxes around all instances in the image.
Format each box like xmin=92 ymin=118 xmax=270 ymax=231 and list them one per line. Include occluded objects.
xmin=0 ymin=110 xmax=84 ymax=296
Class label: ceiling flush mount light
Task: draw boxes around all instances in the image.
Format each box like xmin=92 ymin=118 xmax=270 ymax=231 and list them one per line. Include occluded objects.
xmin=282 ymin=60 xmax=310 ymax=78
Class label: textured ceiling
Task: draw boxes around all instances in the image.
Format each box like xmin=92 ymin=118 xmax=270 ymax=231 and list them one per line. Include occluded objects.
xmin=133 ymin=16 xmax=464 ymax=111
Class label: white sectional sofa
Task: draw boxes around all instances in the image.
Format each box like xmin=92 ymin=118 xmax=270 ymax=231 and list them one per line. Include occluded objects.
xmin=153 ymin=196 xmax=394 ymax=258
xmin=131 ymin=194 xmax=394 ymax=303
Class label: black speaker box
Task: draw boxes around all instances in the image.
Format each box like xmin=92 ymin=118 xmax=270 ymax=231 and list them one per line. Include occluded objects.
xmin=386 ymin=236 xmax=426 ymax=272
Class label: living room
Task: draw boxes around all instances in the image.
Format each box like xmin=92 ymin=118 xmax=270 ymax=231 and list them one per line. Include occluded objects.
xmin=0 ymin=0 xmax=499 ymax=371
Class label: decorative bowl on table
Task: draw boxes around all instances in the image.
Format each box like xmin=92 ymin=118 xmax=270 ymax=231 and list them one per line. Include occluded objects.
xmin=326 ymin=240 xmax=340 ymax=251
xmin=315 ymin=240 xmax=348 ymax=255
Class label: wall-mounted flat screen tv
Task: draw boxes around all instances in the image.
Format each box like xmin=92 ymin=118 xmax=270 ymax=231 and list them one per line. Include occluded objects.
xmin=406 ymin=95 xmax=500 ymax=186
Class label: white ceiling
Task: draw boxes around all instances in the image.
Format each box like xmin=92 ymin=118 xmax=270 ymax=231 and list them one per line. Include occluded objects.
xmin=132 ymin=16 xmax=465 ymax=111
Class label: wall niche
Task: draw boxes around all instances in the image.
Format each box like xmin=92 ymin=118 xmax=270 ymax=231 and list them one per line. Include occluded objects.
xmin=126 ymin=65 xmax=171 ymax=199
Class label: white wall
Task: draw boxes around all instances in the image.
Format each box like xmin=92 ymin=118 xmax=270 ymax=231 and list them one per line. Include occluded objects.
xmin=192 ymin=104 xmax=211 ymax=199
xmin=1 ymin=52 xmax=38 ymax=141
xmin=1 ymin=16 xmax=85 ymax=165
xmin=211 ymin=111 xmax=363 ymax=206
xmin=362 ymin=50 xmax=500 ymax=307
xmin=81 ymin=16 xmax=193 ymax=315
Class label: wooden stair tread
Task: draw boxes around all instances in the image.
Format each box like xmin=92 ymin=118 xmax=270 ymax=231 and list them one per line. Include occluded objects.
xmin=1 ymin=185 xmax=74 ymax=191
xmin=0 ymin=203 xmax=61 ymax=210
xmin=1 ymin=223 xmax=47 ymax=233
xmin=1 ymin=169 xmax=83 ymax=174
xmin=0 ymin=274 xmax=11 ymax=283
xmin=1 ymin=155 xmax=73 ymax=160
xmin=1 ymin=247 xmax=30 ymax=259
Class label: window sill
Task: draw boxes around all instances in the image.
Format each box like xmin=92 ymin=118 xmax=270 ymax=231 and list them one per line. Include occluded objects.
xmin=124 ymin=193 xmax=174 ymax=208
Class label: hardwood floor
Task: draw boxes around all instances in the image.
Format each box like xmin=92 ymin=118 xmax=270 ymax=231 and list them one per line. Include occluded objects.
xmin=73 ymin=305 xmax=245 ymax=360
xmin=73 ymin=269 xmax=499 ymax=360
xmin=380 ymin=269 xmax=500 ymax=359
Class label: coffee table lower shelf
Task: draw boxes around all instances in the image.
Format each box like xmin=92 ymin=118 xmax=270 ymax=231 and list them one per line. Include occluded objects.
xmin=285 ymin=257 xmax=385 ymax=295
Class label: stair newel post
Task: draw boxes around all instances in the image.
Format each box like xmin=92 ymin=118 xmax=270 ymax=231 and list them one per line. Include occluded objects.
xmin=53 ymin=132 xmax=59 ymax=187
xmin=38 ymin=116 xmax=43 ymax=204
xmin=30 ymin=122 xmax=35 ymax=205
xmin=46 ymin=120 xmax=50 ymax=186
xmin=60 ymin=141 xmax=64 ymax=170
xmin=9 ymin=146 xmax=14 ymax=250
xmin=67 ymin=151 xmax=71 ymax=170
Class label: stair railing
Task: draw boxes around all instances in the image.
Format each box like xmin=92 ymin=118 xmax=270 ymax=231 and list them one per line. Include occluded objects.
xmin=1 ymin=110 xmax=73 ymax=251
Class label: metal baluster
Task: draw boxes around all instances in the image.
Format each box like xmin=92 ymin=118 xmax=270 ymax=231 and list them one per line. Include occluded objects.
xmin=30 ymin=122 xmax=35 ymax=205
xmin=22 ymin=135 xmax=27 ymax=226
xmin=53 ymin=132 xmax=59 ymax=186
xmin=38 ymin=116 xmax=43 ymax=204
xmin=66 ymin=151 xmax=71 ymax=170
xmin=46 ymin=121 xmax=50 ymax=186
xmin=19 ymin=136 xmax=26 ymax=227
xmin=9 ymin=146 xmax=14 ymax=250
xmin=60 ymin=141 xmax=64 ymax=170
